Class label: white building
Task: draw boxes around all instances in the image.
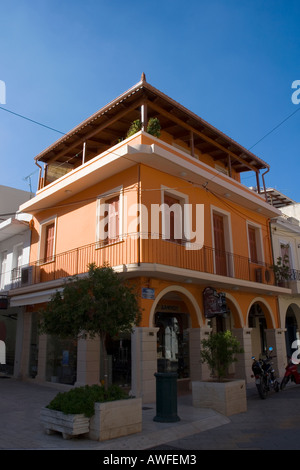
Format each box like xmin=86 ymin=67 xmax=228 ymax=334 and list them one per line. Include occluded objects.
xmin=268 ymin=188 xmax=300 ymax=359
xmin=0 ymin=185 xmax=33 ymax=377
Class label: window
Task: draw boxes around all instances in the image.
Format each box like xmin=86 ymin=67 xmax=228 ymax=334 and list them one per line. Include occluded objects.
xmin=211 ymin=207 xmax=234 ymax=277
xmin=163 ymin=193 xmax=183 ymax=243
xmin=45 ymin=223 xmax=55 ymax=261
xmin=248 ymin=227 xmax=258 ymax=263
xmin=0 ymin=251 xmax=7 ymax=290
xmin=97 ymin=187 xmax=123 ymax=245
xmin=247 ymin=222 xmax=264 ymax=264
xmin=11 ymin=243 xmax=23 ymax=283
xmin=104 ymin=195 xmax=120 ymax=244
xmin=39 ymin=218 xmax=56 ymax=262
xmin=213 ymin=213 xmax=227 ymax=276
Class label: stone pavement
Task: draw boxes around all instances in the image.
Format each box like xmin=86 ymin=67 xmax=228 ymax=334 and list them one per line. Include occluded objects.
xmin=1 ymin=376 xmax=300 ymax=451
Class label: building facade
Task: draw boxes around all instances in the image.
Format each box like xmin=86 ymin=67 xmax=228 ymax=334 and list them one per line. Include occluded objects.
xmin=0 ymin=185 xmax=33 ymax=377
xmin=7 ymin=76 xmax=290 ymax=402
xmin=268 ymin=189 xmax=300 ymax=361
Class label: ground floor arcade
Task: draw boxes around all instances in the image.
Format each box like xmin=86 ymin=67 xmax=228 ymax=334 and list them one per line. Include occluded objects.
xmin=3 ymin=277 xmax=292 ymax=403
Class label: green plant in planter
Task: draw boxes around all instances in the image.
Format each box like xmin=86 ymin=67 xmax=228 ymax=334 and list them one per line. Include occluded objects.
xmin=272 ymin=254 xmax=290 ymax=284
xmin=126 ymin=119 xmax=142 ymax=138
xmin=126 ymin=117 xmax=161 ymax=138
xmin=200 ymin=330 xmax=243 ymax=382
xmin=146 ymin=117 xmax=161 ymax=138
xmin=46 ymin=384 xmax=129 ymax=417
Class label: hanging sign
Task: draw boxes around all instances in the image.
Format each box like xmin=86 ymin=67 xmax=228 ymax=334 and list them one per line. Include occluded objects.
xmin=203 ymin=287 xmax=227 ymax=318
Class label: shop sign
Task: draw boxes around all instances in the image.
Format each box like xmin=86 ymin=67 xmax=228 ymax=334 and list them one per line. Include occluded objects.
xmin=157 ymin=304 xmax=181 ymax=313
xmin=203 ymin=287 xmax=227 ymax=318
xmin=142 ymin=287 xmax=155 ymax=300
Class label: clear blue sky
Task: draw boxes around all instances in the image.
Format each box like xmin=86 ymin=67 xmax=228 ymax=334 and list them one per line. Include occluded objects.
xmin=1 ymin=0 xmax=300 ymax=202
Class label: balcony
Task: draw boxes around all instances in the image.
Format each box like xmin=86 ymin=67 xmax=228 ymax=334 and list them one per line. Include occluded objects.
xmin=5 ymin=234 xmax=279 ymax=294
xmin=285 ymin=269 xmax=300 ymax=295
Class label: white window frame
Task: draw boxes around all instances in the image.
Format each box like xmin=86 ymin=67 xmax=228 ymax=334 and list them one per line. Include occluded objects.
xmin=0 ymin=250 xmax=8 ymax=290
xmin=160 ymin=185 xmax=190 ymax=244
xmin=246 ymin=221 xmax=264 ymax=264
xmin=38 ymin=216 xmax=57 ymax=264
xmin=96 ymin=186 xmax=123 ymax=245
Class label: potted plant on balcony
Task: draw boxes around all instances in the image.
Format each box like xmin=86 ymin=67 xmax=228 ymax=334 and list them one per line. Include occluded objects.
xmin=272 ymin=254 xmax=290 ymax=286
xmin=39 ymin=263 xmax=142 ymax=441
xmin=192 ymin=330 xmax=246 ymax=416
xmin=126 ymin=117 xmax=161 ymax=138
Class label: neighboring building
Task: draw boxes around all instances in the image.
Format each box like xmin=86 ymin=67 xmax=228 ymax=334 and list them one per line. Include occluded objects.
xmin=0 ymin=185 xmax=33 ymax=377
xmin=268 ymin=188 xmax=300 ymax=360
xmin=9 ymin=75 xmax=289 ymax=402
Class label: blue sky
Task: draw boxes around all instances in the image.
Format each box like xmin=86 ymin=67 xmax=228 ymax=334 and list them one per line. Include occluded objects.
xmin=1 ymin=0 xmax=300 ymax=202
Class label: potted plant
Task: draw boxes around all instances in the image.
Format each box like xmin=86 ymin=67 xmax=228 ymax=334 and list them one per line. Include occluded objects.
xmin=126 ymin=117 xmax=161 ymax=138
xmin=40 ymin=384 xmax=142 ymax=441
xmin=272 ymin=254 xmax=290 ymax=286
xmin=192 ymin=330 xmax=247 ymax=416
xmin=39 ymin=263 xmax=142 ymax=441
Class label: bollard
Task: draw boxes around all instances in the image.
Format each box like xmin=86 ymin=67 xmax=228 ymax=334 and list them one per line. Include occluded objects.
xmin=153 ymin=372 xmax=180 ymax=422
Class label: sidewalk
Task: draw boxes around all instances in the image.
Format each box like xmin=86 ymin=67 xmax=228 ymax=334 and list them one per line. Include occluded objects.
xmin=0 ymin=377 xmax=229 ymax=450
xmin=1 ymin=376 xmax=300 ymax=450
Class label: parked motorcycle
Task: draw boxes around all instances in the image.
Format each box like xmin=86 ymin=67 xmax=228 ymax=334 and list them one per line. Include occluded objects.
xmin=251 ymin=347 xmax=279 ymax=399
xmin=280 ymin=357 xmax=300 ymax=390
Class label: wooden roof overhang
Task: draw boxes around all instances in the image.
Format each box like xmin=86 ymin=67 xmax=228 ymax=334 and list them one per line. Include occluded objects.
xmin=34 ymin=75 xmax=269 ymax=176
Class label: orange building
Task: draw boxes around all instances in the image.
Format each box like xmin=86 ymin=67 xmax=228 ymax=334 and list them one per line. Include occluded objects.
xmin=11 ymin=74 xmax=290 ymax=402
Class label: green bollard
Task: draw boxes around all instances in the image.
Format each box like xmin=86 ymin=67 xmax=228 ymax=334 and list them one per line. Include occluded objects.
xmin=153 ymin=372 xmax=180 ymax=422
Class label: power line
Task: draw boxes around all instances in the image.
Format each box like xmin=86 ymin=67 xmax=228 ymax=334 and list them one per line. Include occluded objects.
xmin=0 ymin=105 xmax=66 ymax=135
xmin=249 ymin=106 xmax=300 ymax=150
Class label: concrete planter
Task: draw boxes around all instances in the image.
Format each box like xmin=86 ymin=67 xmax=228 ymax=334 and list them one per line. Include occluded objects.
xmin=192 ymin=379 xmax=247 ymax=416
xmin=40 ymin=397 xmax=142 ymax=441
xmin=40 ymin=407 xmax=90 ymax=439
xmin=89 ymin=398 xmax=142 ymax=442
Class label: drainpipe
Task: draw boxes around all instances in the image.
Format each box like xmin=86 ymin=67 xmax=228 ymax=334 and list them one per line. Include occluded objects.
xmin=35 ymin=160 xmax=43 ymax=191
xmin=261 ymin=167 xmax=270 ymax=202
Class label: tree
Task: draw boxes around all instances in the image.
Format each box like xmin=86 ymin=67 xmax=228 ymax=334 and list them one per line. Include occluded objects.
xmin=39 ymin=263 xmax=141 ymax=389
xmin=200 ymin=330 xmax=243 ymax=382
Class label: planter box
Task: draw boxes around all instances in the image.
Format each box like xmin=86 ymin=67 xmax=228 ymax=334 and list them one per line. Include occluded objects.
xmin=40 ymin=407 xmax=90 ymax=439
xmin=89 ymin=398 xmax=142 ymax=442
xmin=41 ymin=397 xmax=142 ymax=441
xmin=192 ymin=379 xmax=247 ymax=416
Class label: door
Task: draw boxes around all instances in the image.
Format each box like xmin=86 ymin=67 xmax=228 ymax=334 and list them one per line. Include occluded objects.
xmin=213 ymin=213 xmax=227 ymax=276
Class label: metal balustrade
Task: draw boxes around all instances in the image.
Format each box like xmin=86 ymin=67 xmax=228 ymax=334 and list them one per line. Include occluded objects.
xmin=2 ymin=233 xmax=278 ymax=291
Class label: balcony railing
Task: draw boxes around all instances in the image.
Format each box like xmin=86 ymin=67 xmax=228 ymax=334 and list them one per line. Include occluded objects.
xmin=4 ymin=233 xmax=277 ymax=291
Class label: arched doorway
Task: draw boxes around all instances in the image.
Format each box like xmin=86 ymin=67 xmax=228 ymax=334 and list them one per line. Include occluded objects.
xmin=248 ymin=301 xmax=274 ymax=358
xmin=285 ymin=304 xmax=300 ymax=357
xmin=155 ymin=291 xmax=191 ymax=380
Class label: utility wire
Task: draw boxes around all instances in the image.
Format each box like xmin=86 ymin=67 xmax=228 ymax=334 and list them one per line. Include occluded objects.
xmin=0 ymin=105 xmax=66 ymax=135
xmin=249 ymin=106 xmax=300 ymax=150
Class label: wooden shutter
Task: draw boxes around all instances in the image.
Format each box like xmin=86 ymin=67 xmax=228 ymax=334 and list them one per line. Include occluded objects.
xmin=164 ymin=194 xmax=180 ymax=242
xmin=248 ymin=227 xmax=258 ymax=263
xmin=106 ymin=196 xmax=119 ymax=243
xmin=213 ymin=213 xmax=227 ymax=276
xmin=45 ymin=223 xmax=55 ymax=260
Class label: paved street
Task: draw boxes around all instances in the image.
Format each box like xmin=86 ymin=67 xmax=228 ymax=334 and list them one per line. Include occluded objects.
xmin=152 ymin=383 xmax=300 ymax=450
xmin=1 ymin=376 xmax=300 ymax=452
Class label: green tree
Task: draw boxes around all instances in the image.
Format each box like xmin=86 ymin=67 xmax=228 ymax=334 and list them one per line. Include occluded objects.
xmin=39 ymin=263 xmax=141 ymax=389
xmin=200 ymin=330 xmax=243 ymax=382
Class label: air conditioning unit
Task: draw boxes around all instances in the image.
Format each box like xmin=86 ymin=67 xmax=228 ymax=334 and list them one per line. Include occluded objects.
xmin=21 ymin=266 xmax=33 ymax=286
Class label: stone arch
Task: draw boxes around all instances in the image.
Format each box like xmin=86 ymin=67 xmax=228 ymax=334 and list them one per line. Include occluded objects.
xmin=224 ymin=293 xmax=244 ymax=328
xmin=247 ymin=297 xmax=275 ymax=329
xmin=149 ymin=285 xmax=202 ymax=328
xmin=285 ymin=303 xmax=300 ymax=357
